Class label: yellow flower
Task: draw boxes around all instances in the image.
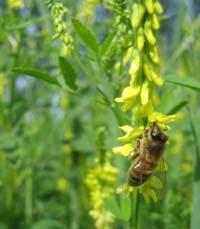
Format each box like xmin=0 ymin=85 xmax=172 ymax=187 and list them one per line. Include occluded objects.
xmin=140 ymin=81 xmax=149 ymax=105
xmin=144 ymin=21 xmax=156 ymax=45
xmin=143 ymin=62 xmax=153 ymax=81
xmin=85 ymin=152 xmax=118 ymax=229
xmin=129 ymin=51 xmax=141 ymax=76
xmin=63 ymin=144 xmax=72 ymax=154
xmin=139 ymin=175 xmax=163 ymax=203
xmin=137 ymin=28 xmax=145 ymax=51
xmin=144 ymin=0 xmax=154 ymax=14
xmin=56 ymin=178 xmax=68 ymax=193
xmin=151 ymin=70 xmax=163 ymax=86
xmin=150 ymin=89 xmax=160 ymax=105
xmin=115 ymin=85 xmax=140 ymax=111
xmin=64 ymin=130 xmax=74 ymax=140
xmin=131 ymin=3 xmax=145 ymax=28
xmin=149 ymin=45 xmax=159 ymax=63
xmin=113 ymin=143 xmax=134 ymax=157
xmin=79 ymin=0 xmax=99 ymax=24
xmin=154 ymin=1 xmax=163 ymax=14
xmin=118 ymin=126 xmax=144 ymax=142
xmin=148 ymin=112 xmax=176 ymax=129
xmin=8 ymin=0 xmax=23 ymax=9
xmin=134 ymin=102 xmax=154 ymax=118
xmin=151 ymin=14 xmax=160 ymax=30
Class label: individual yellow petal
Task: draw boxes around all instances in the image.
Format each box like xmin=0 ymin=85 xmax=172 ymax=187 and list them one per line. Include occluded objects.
xmin=131 ymin=3 xmax=145 ymax=28
xmin=154 ymin=1 xmax=163 ymax=14
xmin=151 ymin=71 xmax=163 ymax=87
xmin=143 ymin=63 xmax=152 ymax=81
xmin=137 ymin=27 xmax=145 ymax=51
xmin=115 ymin=97 xmax=124 ymax=103
xmin=144 ymin=0 xmax=154 ymax=14
xmin=151 ymin=14 xmax=160 ymax=30
xmin=140 ymin=81 xmax=149 ymax=105
xmin=121 ymin=99 xmax=136 ymax=111
xmin=134 ymin=102 xmax=154 ymax=118
xmin=122 ymin=47 xmax=133 ymax=66
xmin=144 ymin=21 xmax=156 ymax=45
xmin=149 ymin=189 xmax=158 ymax=202
xmin=115 ymin=85 xmax=140 ymax=107
xmin=149 ymin=112 xmax=176 ymax=125
xmin=112 ymin=144 xmax=134 ymax=157
xmin=149 ymin=45 xmax=159 ymax=63
xmin=118 ymin=126 xmax=144 ymax=142
xmin=119 ymin=125 xmax=134 ymax=133
xmin=122 ymin=86 xmax=140 ymax=100
xmin=129 ymin=51 xmax=141 ymax=75
xmin=150 ymin=176 xmax=163 ymax=189
xmin=151 ymin=90 xmax=160 ymax=104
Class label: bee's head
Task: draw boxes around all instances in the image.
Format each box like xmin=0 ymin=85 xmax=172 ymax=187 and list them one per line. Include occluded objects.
xmin=145 ymin=123 xmax=168 ymax=143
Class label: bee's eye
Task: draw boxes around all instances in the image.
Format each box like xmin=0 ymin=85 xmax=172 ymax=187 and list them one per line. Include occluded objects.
xmin=151 ymin=131 xmax=160 ymax=141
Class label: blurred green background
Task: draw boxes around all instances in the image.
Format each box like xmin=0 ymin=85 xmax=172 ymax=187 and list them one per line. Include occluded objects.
xmin=0 ymin=0 xmax=200 ymax=228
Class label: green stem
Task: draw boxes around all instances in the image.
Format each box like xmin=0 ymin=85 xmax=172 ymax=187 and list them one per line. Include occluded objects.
xmin=25 ymin=169 xmax=32 ymax=224
xmin=134 ymin=191 xmax=140 ymax=229
xmin=130 ymin=191 xmax=140 ymax=229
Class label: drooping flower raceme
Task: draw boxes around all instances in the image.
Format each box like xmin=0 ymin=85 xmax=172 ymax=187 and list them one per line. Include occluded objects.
xmin=46 ymin=0 xmax=73 ymax=56
xmin=113 ymin=0 xmax=177 ymax=202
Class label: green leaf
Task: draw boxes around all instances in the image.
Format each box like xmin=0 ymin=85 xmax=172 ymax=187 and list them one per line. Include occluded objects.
xmin=12 ymin=67 xmax=60 ymax=87
xmin=72 ymin=18 xmax=99 ymax=54
xmin=58 ymin=56 xmax=78 ymax=90
xmin=104 ymin=197 xmax=121 ymax=219
xmin=167 ymin=100 xmax=188 ymax=115
xmin=100 ymin=31 xmax=116 ymax=56
xmin=119 ymin=194 xmax=131 ymax=222
xmin=165 ymin=75 xmax=200 ymax=92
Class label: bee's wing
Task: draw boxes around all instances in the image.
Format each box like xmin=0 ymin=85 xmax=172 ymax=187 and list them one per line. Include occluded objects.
xmin=154 ymin=159 xmax=167 ymax=200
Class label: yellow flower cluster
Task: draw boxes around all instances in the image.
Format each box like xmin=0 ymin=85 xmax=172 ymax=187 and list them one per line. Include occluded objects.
xmin=47 ymin=0 xmax=73 ymax=56
xmin=79 ymin=0 xmax=99 ymax=24
xmin=113 ymin=112 xmax=176 ymax=158
xmin=115 ymin=0 xmax=163 ymax=112
xmin=85 ymin=153 xmax=118 ymax=229
xmin=113 ymin=0 xmax=177 ymax=202
xmin=7 ymin=0 xmax=23 ymax=9
xmin=56 ymin=178 xmax=69 ymax=193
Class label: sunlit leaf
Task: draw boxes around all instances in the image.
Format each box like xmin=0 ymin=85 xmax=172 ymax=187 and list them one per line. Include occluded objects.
xmin=12 ymin=67 xmax=61 ymax=87
xmin=72 ymin=18 xmax=99 ymax=54
xmin=58 ymin=56 xmax=78 ymax=90
xmin=167 ymin=100 xmax=188 ymax=115
xmin=100 ymin=31 xmax=116 ymax=56
xmin=165 ymin=75 xmax=200 ymax=92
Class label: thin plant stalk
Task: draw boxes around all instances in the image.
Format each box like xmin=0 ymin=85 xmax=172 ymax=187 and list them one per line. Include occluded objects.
xmin=130 ymin=191 xmax=140 ymax=229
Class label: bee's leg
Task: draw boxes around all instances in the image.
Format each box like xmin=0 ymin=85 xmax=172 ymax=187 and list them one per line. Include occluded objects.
xmin=136 ymin=139 xmax=141 ymax=149
xmin=128 ymin=151 xmax=139 ymax=161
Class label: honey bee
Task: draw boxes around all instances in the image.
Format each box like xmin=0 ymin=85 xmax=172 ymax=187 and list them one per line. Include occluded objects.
xmin=128 ymin=122 xmax=168 ymax=187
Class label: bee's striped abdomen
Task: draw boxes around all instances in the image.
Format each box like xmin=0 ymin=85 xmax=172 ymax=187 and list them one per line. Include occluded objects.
xmin=128 ymin=170 xmax=151 ymax=186
xmin=127 ymin=160 xmax=155 ymax=187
